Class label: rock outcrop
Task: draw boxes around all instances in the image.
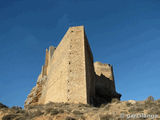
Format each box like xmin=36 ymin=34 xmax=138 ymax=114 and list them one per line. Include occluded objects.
xmin=25 ymin=26 xmax=121 ymax=107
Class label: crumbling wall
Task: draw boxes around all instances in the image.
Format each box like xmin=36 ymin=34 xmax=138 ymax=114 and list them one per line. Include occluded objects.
xmin=43 ymin=29 xmax=71 ymax=104
xmin=94 ymin=62 xmax=116 ymax=93
xmin=25 ymin=46 xmax=56 ymax=106
xmin=94 ymin=62 xmax=121 ymax=106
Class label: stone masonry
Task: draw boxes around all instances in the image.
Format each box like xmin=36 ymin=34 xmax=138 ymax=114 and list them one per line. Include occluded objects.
xmin=25 ymin=26 xmax=121 ymax=107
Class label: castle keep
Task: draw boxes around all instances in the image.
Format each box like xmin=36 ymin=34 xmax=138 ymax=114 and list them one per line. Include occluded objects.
xmin=25 ymin=26 xmax=121 ymax=107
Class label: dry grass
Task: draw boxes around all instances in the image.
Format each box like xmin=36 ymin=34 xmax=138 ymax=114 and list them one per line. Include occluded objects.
xmin=1 ymin=97 xmax=160 ymax=120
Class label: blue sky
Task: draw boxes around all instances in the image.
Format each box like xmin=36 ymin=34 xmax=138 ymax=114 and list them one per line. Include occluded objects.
xmin=0 ymin=0 xmax=160 ymax=107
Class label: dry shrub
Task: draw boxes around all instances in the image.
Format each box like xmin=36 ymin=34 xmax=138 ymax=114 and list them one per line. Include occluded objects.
xmin=0 ymin=103 xmax=8 ymax=109
xmin=111 ymin=98 xmax=120 ymax=103
xmin=100 ymin=114 xmax=114 ymax=120
xmin=2 ymin=114 xmax=17 ymax=120
xmin=125 ymin=102 xmax=133 ymax=107
xmin=45 ymin=107 xmax=64 ymax=115
xmin=11 ymin=106 xmax=25 ymax=114
xmin=103 ymin=104 xmax=111 ymax=110
xmin=144 ymin=100 xmax=156 ymax=109
xmin=14 ymin=116 xmax=26 ymax=120
xmin=50 ymin=109 xmax=59 ymax=115
xmin=145 ymin=96 xmax=154 ymax=104
xmin=72 ymin=110 xmax=83 ymax=115
xmin=65 ymin=116 xmax=76 ymax=120
xmin=24 ymin=110 xmax=43 ymax=119
xmin=156 ymin=99 xmax=160 ymax=104
xmin=78 ymin=103 xmax=90 ymax=108
xmin=128 ymin=105 xmax=144 ymax=113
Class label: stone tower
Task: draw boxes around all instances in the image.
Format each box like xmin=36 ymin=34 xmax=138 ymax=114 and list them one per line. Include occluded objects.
xmin=25 ymin=26 xmax=121 ymax=107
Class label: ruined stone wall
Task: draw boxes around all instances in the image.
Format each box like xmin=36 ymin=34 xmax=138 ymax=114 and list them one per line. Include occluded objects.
xmin=43 ymin=29 xmax=71 ymax=104
xmin=47 ymin=46 xmax=56 ymax=73
xmin=25 ymin=26 xmax=121 ymax=107
xmin=66 ymin=26 xmax=87 ymax=104
xmin=42 ymin=49 xmax=49 ymax=76
xmin=25 ymin=46 xmax=56 ymax=106
xmin=94 ymin=62 xmax=117 ymax=99
xmin=43 ymin=26 xmax=93 ymax=104
xmin=94 ymin=62 xmax=115 ymax=81
xmin=84 ymin=32 xmax=95 ymax=104
xmin=35 ymin=47 xmax=56 ymax=104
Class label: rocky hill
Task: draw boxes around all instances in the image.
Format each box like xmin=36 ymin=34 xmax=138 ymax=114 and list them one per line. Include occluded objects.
xmin=1 ymin=97 xmax=160 ymax=120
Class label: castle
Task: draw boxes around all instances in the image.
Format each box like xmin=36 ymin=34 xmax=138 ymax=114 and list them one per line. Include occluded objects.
xmin=25 ymin=26 xmax=121 ymax=107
